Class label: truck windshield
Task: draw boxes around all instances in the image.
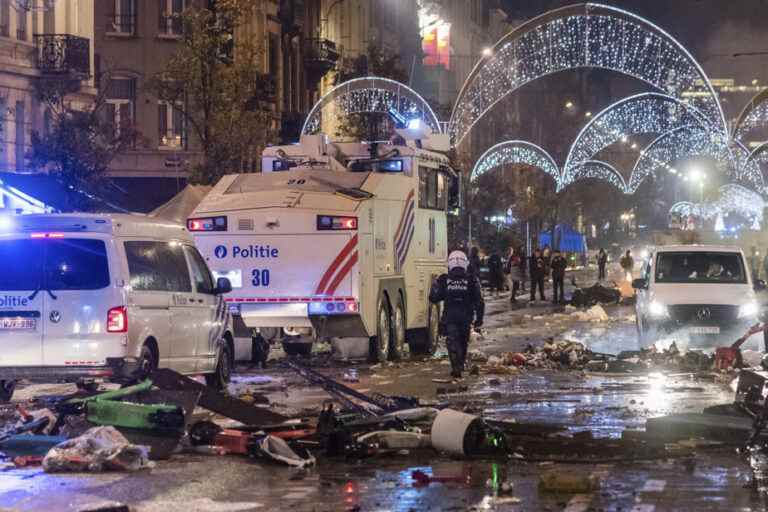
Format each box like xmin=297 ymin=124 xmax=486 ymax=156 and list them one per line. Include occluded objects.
xmin=0 ymin=238 xmax=109 ymax=291
xmin=655 ymin=252 xmax=746 ymax=284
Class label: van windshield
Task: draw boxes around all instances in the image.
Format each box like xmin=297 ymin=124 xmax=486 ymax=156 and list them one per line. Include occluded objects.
xmin=0 ymin=238 xmax=109 ymax=291
xmin=655 ymin=252 xmax=746 ymax=284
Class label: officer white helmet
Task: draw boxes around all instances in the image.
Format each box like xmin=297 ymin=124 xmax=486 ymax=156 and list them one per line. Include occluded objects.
xmin=447 ymin=250 xmax=469 ymax=270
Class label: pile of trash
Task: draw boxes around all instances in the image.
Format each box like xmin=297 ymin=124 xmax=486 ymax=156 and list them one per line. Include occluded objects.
xmin=570 ymin=283 xmax=621 ymax=307
xmin=570 ymin=304 xmax=610 ymax=322
xmin=484 ymin=340 xmax=717 ymax=374
xmin=487 ymin=340 xmax=595 ymax=371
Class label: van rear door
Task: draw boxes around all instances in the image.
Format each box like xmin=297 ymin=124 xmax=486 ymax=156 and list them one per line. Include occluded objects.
xmin=0 ymin=238 xmax=44 ymax=366
xmin=41 ymin=237 xmax=119 ymax=366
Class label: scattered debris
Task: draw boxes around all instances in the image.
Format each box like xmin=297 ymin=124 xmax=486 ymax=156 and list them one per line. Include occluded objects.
xmin=570 ymin=283 xmax=620 ymax=307
xmin=571 ymin=304 xmax=609 ymax=322
xmin=43 ymin=426 xmax=153 ymax=473
xmin=539 ymin=470 xmax=601 ymax=493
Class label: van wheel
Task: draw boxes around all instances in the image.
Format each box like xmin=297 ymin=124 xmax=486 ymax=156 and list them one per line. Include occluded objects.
xmin=390 ymin=295 xmax=408 ymax=361
xmin=0 ymin=380 xmax=15 ymax=403
xmin=371 ymin=297 xmax=392 ymax=363
xmin=205 ymin=344 xmax=232 ymax=390
xmin=137 ymin=343 xmax=158 ymax=379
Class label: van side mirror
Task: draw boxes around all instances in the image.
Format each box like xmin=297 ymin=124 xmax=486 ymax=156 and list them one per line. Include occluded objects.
xmin=631 ymin=278 xmax=647 ymax=290
xmin=215 ymin=277 xmax=232 ymax=295
xmin=755 ymin=279 xmax=767 ymax=292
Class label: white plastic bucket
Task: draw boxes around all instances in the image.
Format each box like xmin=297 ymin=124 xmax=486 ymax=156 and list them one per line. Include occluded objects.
xmin=430 ymin=409 xmax=480 ymax=456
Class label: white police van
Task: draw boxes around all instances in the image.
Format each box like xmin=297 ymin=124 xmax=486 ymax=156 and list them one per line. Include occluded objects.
xmin=0 ymin=214 xmax=234 ymax=402
xmin=190 ymin=129 xmax=458 ymax=362
xmin=634 ymin=245 xmax=763 ymax=348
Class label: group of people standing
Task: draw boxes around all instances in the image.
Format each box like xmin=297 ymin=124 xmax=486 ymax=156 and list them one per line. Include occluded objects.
xmin=482 ymin=246 xmax=569 ymax=305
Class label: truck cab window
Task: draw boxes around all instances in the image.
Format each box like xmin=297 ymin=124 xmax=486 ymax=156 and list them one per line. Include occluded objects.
xmin=419 ymin=166 xmax=446 ymax=211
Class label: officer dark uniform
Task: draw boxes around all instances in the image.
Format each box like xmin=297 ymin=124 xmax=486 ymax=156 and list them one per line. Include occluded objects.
xmin=429 ymin=251 xmax=485 ymax=379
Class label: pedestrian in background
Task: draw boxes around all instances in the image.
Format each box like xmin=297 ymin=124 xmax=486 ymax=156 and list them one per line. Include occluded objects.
xmin=762 ymin=249 xmax=768 ymax=284
xmin=750 ymin=246 xmax=761 ymax=282
xmin=429 ymin=251 xmax=484 ymax=380
xmin=597 ymin=248 xmax=607 ymax=281
xmin=468 ymin=246 xmax=481 ymax=282
xmin=488 ymin=252 xmax=505 ymax=297
xmin=551 ymin=249 xmax=567 ymax=304
xmin=505 ymin=247 xmax=523 ymax=303
xmin=620 ymin=250 xmax=634 ymax=281
xmin=529 ymin=248 xmax=546 ymax=302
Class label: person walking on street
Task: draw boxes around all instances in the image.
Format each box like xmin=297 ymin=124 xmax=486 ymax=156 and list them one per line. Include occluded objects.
xmin=620 ymin=250 xmax=634 ymax=281
xmin=597 ymin=248 xmax=608 ymax=281
xmin=529 ymin=248 xmax=546 ymax=302
xmin=488 ymin=252 xmax=505 ymax=297
xmin=505 ymin=247 xmax=523 ymax=303
xmin=429 ymin=251 xmax=484 ymax=379
xmin=551 ymin=249 xmax=567 ymax=304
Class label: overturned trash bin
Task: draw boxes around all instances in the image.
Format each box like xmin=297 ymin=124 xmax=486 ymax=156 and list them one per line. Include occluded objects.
xmin=431 ymin=409 xmax=508 ymax=457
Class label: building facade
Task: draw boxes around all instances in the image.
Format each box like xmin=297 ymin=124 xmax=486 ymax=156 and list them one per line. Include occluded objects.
xmin=0 ymin=0 xmax=94 ymax=173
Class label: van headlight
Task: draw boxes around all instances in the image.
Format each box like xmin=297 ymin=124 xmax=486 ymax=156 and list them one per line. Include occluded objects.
xmin=738 ymin=301 xmax=759 ymax=319
xmin=648 ymin=300 xmax=669 ymax=318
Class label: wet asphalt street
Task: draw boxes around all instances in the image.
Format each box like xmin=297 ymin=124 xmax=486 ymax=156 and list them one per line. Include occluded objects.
xmin=1 ymin=270 xmax=767 ymax=511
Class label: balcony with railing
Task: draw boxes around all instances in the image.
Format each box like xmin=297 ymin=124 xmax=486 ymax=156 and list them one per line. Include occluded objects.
xmin=303 ymin=38 xmax=340 ymax=84
xmin=34 ymin=34 xmax=90 ymax=76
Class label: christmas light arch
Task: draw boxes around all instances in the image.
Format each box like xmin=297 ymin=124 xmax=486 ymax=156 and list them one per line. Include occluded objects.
xmin=734 ymin=88 xmax=768 ymax=142
xmin=449 ymin=3 xmax=725 ymax=148
xmin=470 ymin=140 xmax=560 ymax=183
xmin=301 ymin=77 xmax=442 ymax=136
xmin=559 ymin=160 xmax=628 ymax=193
xmin=562 ymin=93 xmax=709 ymax=188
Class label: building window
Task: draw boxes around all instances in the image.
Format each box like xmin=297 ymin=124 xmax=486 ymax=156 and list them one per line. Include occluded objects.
xmin=0 ymin=0 xmax=9 ymax=37
xmin=14 ymin=101 xmax=25 ymax=171
xmin=43 ymin=108 xmax=52 ymax=138
xmin=105 ymin=77 xmax=136 ymax=139
xmin=158 ymin=101 xmax=185 ymax=149
xmin=159 ymin=0 xmax=184 ymax=36
xmin=16 ymin=6 xmax=26 ymax=40
xmin=268 ymin=32 xmax=279 ymax=74
xmin=109 ymin=0 xmax=136 ymax=35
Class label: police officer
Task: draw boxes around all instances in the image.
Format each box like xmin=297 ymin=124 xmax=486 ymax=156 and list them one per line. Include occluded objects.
xmin=429 ymin=250 xmax=485 ymax=379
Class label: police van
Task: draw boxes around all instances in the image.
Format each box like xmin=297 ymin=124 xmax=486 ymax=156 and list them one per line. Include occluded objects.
xmin=189 ymin=128 xmax=458 ymax=361
xmin=0 ymin=214 xmax=234 ymax=402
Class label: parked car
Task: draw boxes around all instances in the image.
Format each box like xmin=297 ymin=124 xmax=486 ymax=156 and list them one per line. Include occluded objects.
xmin=633 ymin=245 xmax=764 ymax=348
xmin=0 ymin=214 xmax=234 ymax=403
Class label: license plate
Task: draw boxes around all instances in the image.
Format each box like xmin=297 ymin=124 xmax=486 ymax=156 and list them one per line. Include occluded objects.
xmin=689 ymin=326 xmax=720 ymax=334
xmin=0 ymin=317 xmax=36 ymax=330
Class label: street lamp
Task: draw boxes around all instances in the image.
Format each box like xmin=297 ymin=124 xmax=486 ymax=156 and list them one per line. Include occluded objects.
xmin=482 ymin=47 xmax=493 ymax=57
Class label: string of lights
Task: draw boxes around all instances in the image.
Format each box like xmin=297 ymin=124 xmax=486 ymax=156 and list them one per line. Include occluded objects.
xmin=449 ymin=3 xmax=725 ymax=147
xmin=301 ymin=77 xmax=442 ymax=135
xmin=563 ymin=93 xmax=708 ymax=185
xmin=470 ymin=140 xmax=561 ymax=183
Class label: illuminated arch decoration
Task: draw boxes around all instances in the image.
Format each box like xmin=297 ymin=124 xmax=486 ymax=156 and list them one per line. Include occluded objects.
xmin=301 ymin=77 xmax=442 ymax=136
xmin=626 ymin=125 xmax=765 ymax=194
xmin=470 ymin=140 xmax=560 ymax=183
xmin=670 ymin=201 xmax=697 ymax=218
xmin=734 ymin=88 xmax=768 ymax=142
xmin=716 ymin=184 xmax=765 ymax=222
xmin=449 ymin=3 xmax=725 ymax=147
xmin=563 ymin=93 xmax=708 ymax=186
xmin=559 ymin=160 xmax=628 ymax=193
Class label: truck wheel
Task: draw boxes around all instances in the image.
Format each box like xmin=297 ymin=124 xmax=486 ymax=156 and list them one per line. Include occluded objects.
xmin=371 ymin=298 xmax=392 ymax=363
xmin=205 ymin=344 xmax=232 ymax=390
xmin=0 ymin=380 xmax=15 ymax=403
xmin=390 ymin=295 xmax=408 ymax=361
